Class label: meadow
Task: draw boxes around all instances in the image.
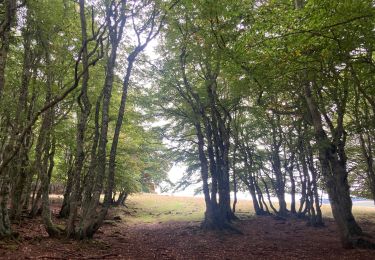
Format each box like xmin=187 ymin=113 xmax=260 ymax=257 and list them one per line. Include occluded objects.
xmin=119 ymin=193 xmax=375 ymax=224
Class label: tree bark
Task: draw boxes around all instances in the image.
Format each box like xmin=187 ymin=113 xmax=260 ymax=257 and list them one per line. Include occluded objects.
xmin=304 ymin=83 xmax=364 ymax=248
xmin=177 ymin=47 xmax=236 ymax=229
xmin=9 ymin=15 xmax=34 ymax=221
xmin=0 ymin=0 xmax=17 ymax=98
xmin=269 ymin=116 xmax=287 ymax=216
xmin=59 ymin=158 xmax=74 ymax=218
xmin=0 ymin=168 xmax=11 ymax=237
xmin=36 ymin=47 xmax=60 ymax=237
xmin=76 ymin=0 xmax=126 ymax=239
xmin=306 ymin=140 xmax=323 ymax=226
xmin=66 ymin=0 xmax=92 ymax=237
xmin=241 ymin=146 xmax=264 ymax=215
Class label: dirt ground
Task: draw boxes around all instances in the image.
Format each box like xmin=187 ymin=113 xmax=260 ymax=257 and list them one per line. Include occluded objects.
xmin=1 ymin=200 xmax=375 ymax=259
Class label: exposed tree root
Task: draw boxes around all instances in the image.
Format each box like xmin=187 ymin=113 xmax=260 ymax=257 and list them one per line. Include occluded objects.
xmin=255 ymin=210 xmax=271 ymax=216
xmin=45 ymin=225 xmax=66 ymax=238
xmin=344 ymin=236 xmax=375 ymax=250
xmin=354 ymin=238 xmax=375 ymax=249
xmin=221 ymin=223 xmax=244 ymax=235
xmin=310 ymin=222 xmax=325 ymax=228
xmin=273 ymin=215 xmax=287 ymax=221
xmin=200 ymin=219 xmax=244 ymax=235
xmin=0 ymin=231 xmax=20 ymax=240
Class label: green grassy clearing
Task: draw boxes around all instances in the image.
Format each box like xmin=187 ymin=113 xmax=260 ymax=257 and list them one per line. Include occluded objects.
xmin=115 ymin=193 xmax=375 ymax=225
xmin=116 ymin=194 xmax=206 ymax=223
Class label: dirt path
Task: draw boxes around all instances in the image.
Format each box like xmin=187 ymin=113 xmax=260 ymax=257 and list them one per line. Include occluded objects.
xmin=1 ymin=211 xmax=375 ymax=259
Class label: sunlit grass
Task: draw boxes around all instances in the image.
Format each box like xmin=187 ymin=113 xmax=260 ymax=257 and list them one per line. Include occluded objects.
xmin=118 ymin=193 xmax=375 ymax=225
xmin=119 ymin=194 xmax=205 ymax=224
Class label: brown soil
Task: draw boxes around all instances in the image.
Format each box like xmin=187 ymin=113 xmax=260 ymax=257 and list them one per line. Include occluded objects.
xmin=1 ymin=207 xmax=374 ymax=259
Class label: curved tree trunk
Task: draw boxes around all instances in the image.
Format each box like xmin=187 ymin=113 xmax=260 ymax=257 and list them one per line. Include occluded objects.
xmin=66 ymin=0 xmax=92 ymax=237
xmin=9 ymin=17 xmax=34 ymax=221
xmin=304 ymin=84 xmax=365 ymax=248
xmin=306 ymin=140 xmax=324 ymax=226
xmin=76 ymin=1 xmax=126 ymax=239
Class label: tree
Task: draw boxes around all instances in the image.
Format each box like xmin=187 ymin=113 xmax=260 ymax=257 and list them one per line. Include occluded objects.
xmin=235 ymin=0 xmax=375 ymax=248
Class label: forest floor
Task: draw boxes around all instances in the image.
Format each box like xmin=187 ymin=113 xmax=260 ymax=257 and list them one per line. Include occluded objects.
xmin=1 ymin=194 xmax=375 ymax=259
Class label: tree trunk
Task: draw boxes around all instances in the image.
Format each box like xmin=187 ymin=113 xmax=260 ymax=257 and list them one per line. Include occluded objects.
xmin=195 ymin=123 xmax=217 ymax=229
xmin=76 ymin=1 xmax=126 ymax=239
xmin=0 ymin=0 xmax=17 ymax=98
xmin=9 ymin=18 xmax=33 ymax=221
xmin=231 ymin=126 xmax=239 ymax=213
xmin=271 ymin=150 xmax=287 ymax=215
xmin=297 ymin=162 xmax=307 ymax=215
xmin=104 ymin=54 xmax=137 ymax=207
xmin=254 ymin=174 xmax=269 ymax=214
xmin=30 ymin=185 xmax=42 ymax=217
xmin=232 ymin=170 xmax=237 ymax=213
xmin=114 ymin=191 xmax=128 ymax=206
xmin=304 ymin=84 xmax=365 ymax=247
xmin=33 ymin=40 xmax=61 ymax=237
xmin=269 ymin=114 xmax=287 ymax=216
xmin=306 ymin=140 xmax=324 ymax=226
xmin=241 ymin=146 xmax=265 ymax=215
xmin=260 ymin=174 xmax=278 ymax=214
xmin=0 ymin=171 xmax=12 ymax=237
xmin=286 ymin=150 xmax=296 ymax=215
xmin=59 ymin=161 xmax=74 ymax=218
xmin=80 ymin=92 xmax=101 ymax=217
xmin=178 ymin=48 xmax=235 ymax=229
xmin=206 ymin=80 xmax=235 ymax=223
xmin=354 ymin=88 xmax=375 ymax=204
xmin=66 ymin=0 xmax=92 ymax=237
xmin=41 ymin=136 xmax=60 ymax=237
xmin=39 ymin=112 xmax=59 ymax=237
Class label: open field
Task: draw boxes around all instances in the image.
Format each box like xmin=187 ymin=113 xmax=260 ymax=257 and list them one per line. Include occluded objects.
xmin=0 ymin=193 xmax=375 ymax=259
xmin=120 ymin=193 xmax=375 ymax=223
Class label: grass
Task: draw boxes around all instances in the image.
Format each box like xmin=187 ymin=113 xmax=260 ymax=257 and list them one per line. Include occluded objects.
xmin=118 ymin=194 xmax=206 ymax=224
xmin=117 ymin=193 xmax=375 ymax=225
